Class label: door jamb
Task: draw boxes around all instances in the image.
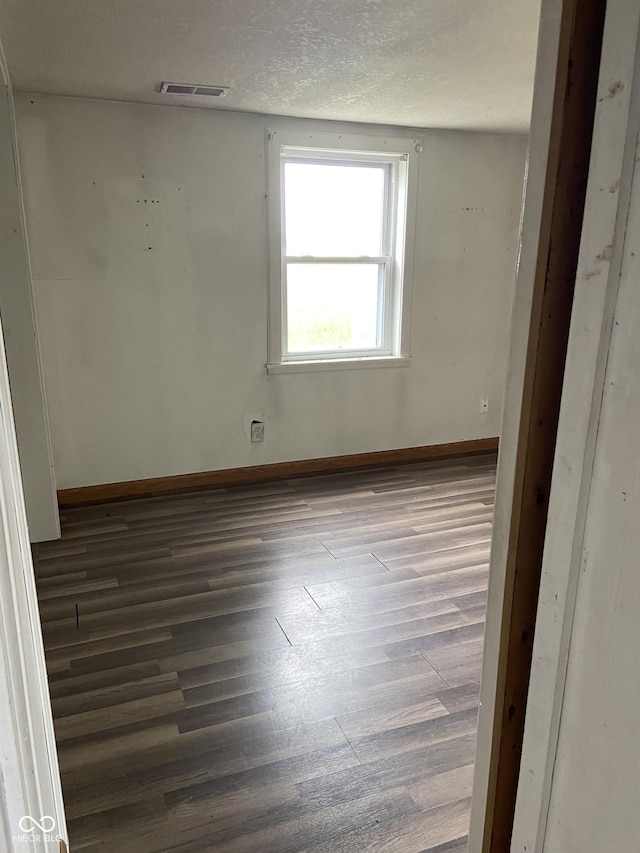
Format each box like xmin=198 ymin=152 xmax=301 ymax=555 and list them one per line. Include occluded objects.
xmin=469 ymin=0 xmax=609 ymax=848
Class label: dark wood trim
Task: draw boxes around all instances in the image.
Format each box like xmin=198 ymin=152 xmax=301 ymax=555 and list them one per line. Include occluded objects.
xmin=483 ymin=2 xmax=607 ymax=850
xmin=57 ymin=438 xmax=498 ymax=507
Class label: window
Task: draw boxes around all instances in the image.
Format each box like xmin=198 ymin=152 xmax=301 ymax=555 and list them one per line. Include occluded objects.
xmin=266 ymin=130 xmax=420 ymax=373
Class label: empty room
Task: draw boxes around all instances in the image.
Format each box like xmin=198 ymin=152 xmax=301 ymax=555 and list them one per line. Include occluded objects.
xmin=0 ymin=1 xmax=562 ymax=851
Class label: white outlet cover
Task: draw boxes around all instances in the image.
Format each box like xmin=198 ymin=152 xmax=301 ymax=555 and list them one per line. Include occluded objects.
xmin=251 ymin=421 xmax=265 ymax=442
xmin=244 ymin=412 xmax=265 ymax=437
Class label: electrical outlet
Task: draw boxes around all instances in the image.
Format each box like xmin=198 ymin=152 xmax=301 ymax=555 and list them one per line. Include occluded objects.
xmin=251 ymin=420 xmax=265 ymax=442
xmin=480 ymin=398 xmax=489 ymax=415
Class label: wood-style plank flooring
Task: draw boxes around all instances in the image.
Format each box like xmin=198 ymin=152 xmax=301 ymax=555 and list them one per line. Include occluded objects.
xmin=36 ymin=453 xmax=495 ymax=852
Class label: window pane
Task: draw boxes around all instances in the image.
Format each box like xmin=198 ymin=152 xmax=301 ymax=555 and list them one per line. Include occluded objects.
xmin=284 ymin=162 xmax=386 ymax=257
xmin=286 ymin=263 xmax=382 ymax=354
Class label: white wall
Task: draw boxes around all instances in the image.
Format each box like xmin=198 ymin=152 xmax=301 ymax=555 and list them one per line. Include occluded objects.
xmin=541 ymin=144 xmax=640 ymax=849
xmin=0 ymin=71 xmax=58 ymax=539
xmin=526 ymin=78 xmax=640 ymax=853
xmin=0 ymin=253 xmax=67 ymax=850
xmin=0 ymin=42 xmax=67 ymax=849
xmin=15 ymin=94 xmax=526 ymax=490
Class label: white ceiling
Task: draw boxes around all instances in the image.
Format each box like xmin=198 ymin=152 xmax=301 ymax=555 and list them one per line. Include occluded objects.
xmin=0 ymin=0 xmax=540 ymax=132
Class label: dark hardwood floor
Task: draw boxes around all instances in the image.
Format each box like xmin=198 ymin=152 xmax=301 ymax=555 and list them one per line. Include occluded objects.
xmin=36 ymin=453 xmax=495 ymax=852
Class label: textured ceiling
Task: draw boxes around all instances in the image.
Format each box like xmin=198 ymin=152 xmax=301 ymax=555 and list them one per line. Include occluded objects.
xmin=0 ymin=0 xmax=540 ymax=131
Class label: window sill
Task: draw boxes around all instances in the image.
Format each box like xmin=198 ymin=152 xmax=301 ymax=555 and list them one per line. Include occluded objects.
xmin=266 ymin=356 xmax=411 ymax=375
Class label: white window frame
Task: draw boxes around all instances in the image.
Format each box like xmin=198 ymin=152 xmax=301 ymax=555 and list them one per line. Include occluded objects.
xmin=266 ymin=129 xmax=420 ymax=374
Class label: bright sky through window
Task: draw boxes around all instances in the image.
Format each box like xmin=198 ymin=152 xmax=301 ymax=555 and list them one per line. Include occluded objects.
xmin=284 ymin=163 xmax=386 ymax=257
xmin=283 ymin=161 xmax=387 ymax=354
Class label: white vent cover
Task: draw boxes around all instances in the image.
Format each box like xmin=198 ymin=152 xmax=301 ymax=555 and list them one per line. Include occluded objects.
xmin=160 ymin=82 xmax=229 ymax=97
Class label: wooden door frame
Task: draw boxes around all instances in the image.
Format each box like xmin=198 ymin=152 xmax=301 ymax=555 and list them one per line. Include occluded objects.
xmin=0 ymin=49 xmax=68 ymax=853
xmin=470 ymin=0 xmax=639 ymax=849
xmin=0 ymin=228 xmax=68 ymax=852
xmin=511 ymin=2 xmax=640 ymax=849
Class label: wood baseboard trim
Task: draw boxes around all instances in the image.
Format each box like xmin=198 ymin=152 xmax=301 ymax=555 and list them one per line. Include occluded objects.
xmin=57 ymin=437 xmax=499 ymax=508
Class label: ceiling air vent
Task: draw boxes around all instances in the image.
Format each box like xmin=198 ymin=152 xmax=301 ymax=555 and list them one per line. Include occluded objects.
xmin=160 ymin=82 xmax=229 ymax=97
